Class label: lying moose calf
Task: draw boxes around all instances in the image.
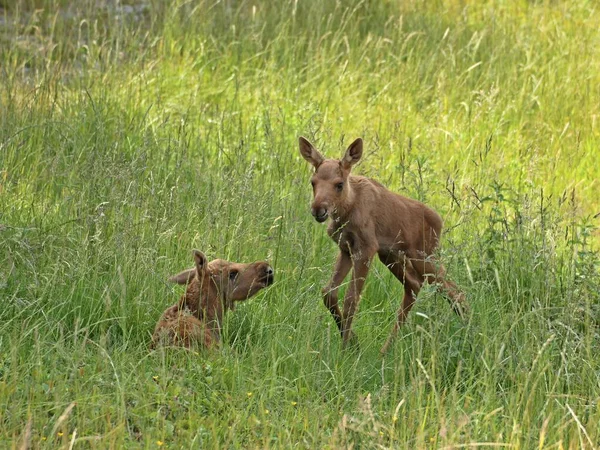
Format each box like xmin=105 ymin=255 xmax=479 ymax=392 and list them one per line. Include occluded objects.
xmin=152 ymin=250 xmax=274 ymax=349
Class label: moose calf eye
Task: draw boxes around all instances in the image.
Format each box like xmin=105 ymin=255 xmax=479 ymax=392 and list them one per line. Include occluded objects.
xmin=229 ymin=271 xmax=238 ymax=281
xmin=336 ymin=182 xmax=344 ymax=192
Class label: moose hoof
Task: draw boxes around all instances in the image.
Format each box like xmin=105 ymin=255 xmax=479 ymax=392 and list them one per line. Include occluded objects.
xmin=453 ymin=300 xmax=470 ymax=320
xmin=342 ymin=331 xmax=360 ymax=351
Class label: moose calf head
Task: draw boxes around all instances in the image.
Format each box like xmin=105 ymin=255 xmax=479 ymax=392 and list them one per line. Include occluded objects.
xmin=299 ymin=136 xmax=363 ymax=222
xmin=169 ymin=250 xmax=274 ymax=309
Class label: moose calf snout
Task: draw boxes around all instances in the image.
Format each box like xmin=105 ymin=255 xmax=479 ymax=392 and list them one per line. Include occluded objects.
xmin=311 ymin=206 xmax=329 ymax=223
xmin=262 ymin=264 xmax=275 ymax=285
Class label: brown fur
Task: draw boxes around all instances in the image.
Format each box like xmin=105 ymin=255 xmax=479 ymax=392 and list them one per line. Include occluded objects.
xmin=152 ymin=304 xmax=215 ymax=349
xmin=152 ymin=250 xmax=274 ymax=349
xmin=299 ymin=136 xmax=468 ymax=354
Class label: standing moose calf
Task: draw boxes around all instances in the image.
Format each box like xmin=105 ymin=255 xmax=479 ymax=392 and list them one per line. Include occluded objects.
xmin=299 ymin=137 xmax=468 ymax=354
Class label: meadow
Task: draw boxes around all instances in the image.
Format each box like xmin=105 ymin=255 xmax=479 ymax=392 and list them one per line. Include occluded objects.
xmin=1 ymin=0 xmax=599 ymax=448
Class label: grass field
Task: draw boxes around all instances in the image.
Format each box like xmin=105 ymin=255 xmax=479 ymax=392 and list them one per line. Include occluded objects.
xmin=1 ymin=0 xmax=599 ymax=448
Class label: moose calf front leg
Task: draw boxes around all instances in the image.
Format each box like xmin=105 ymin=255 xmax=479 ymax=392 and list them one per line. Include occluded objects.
xmin=341 ymin=253 xmax=375 ymax=347
xmin=322 ymin=251 xmax=352 ymax=335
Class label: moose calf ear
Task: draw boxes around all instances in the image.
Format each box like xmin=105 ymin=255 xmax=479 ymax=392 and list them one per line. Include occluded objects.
xmin=168 ymin=250 xmax=208 ymax=284
xmin=168 ymin=268 xmax=196 ymax=285
xmin=299 ymin=136 xmax=324 ymax=169
xmin=341 ymin=138 xmax=363 ymax=170
xmin=193 ymin=249 xmax=208 ymax=271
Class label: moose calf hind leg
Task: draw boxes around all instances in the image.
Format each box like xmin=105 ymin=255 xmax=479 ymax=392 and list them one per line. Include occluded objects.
xmin=380 ymin=259 xmax=422 ymax=355
xmin=380 ymin=286 xmax=418 ymax=355
xmin=441 ymin=279 xmax=469 ymax=318
xmin=428 ymin=262 xmax=469 ymax=319
xmin=414 ymin=260 xmax=469 ymax=320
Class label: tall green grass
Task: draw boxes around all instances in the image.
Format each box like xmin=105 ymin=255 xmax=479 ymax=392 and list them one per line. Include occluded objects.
xmin=1 ymin=0 xmax=599 ymax=447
